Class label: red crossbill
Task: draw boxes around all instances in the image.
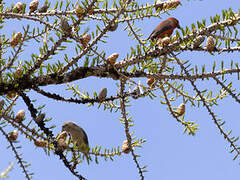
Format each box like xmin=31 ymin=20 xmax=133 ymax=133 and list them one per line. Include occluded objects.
xmin=148 ymin=17 xmax=180 ymax=41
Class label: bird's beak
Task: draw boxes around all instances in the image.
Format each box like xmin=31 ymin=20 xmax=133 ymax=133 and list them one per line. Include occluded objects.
xmin=177 ymin=24 xmax=181 ymax=29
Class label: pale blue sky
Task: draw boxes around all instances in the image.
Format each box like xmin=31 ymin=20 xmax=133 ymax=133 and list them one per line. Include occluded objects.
xmin=1 ymin=0 xmax=240 ymax=180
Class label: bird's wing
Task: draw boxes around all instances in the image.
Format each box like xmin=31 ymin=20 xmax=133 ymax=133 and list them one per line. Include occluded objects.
xmin=81 ymin=128 xmax=89 ymax=146
xmin=148 ymin=20 xmax=172 ymax=40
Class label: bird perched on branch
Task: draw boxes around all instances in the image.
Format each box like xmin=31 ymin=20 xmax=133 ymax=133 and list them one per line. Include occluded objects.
xmin=62 ymin=121 xmax=90 ymax=164
xmin=148 ymin=17 xmax=181 ymax=41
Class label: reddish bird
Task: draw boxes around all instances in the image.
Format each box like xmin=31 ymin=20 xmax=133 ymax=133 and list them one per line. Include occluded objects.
xmin=148 ymin=17 xmax=180 ymax=41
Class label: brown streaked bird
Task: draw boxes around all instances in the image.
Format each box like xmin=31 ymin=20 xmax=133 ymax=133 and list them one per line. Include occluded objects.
xmin=62 ymin=121 xmax=90 ymax=164
xmin=148 ymin=17 xmax=181 ymax=41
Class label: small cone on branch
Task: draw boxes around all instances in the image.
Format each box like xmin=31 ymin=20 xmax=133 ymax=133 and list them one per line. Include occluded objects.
xmin=9 ymin=130 xmax=18 ymax=142
xmin=38 ymin=4 xmax=48 ymax=13
xmin=98 ymin=88 xmax=107 ymax=100
xmin=206 ymin=36 xmax=215 ymax=52
xmin=132 ymin=86 xmax=140 ymax=99
xmin=15 ymin=110 xmax=25 ymax=123
xmin=75 ymin=5 xmax=85 ymax=19
xmin=57 ymin=131 xmax=68 ymax=141
xmin=13 ymin=2 xmax=23 ymax=13
xmin=34 ymin=139 xmax=47 ymax=147
xmin=106 ymin=53 xmax=119 ymax=65
xmin=192 ymin=35 xmax=205 ymax=48
xmin=60 ymin=17 xmax=71 ymax=34
xmin=155 ymin=0 xmax=180 ymax=11
xmin=81 ymin=34 xmax=91 ymax=48
xmin=176 ymin=103 xmax=185 ymax=117
xmin=88 ymin=9 xmax=94 ymax=15
xmin=147 ymin=77 xmax=156 ymax=88
xmin=163 ymin=0 xmax=180 ymax=9
xmin=109 ymin=22 xmax=118 ymax=31
xmin=9 ymin=32 xmax=22 ymax=47
xmin=155 ymin=1 xmax=163 ymax=11
xmin=122 ymin=140 xmax=131 ymax=154
xmin=29 ymin=0 xmax=39 ymax=13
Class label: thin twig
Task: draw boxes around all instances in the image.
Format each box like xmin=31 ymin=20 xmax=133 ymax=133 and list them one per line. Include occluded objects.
xmin=0 ymin=126 xmax=31 ymax=180
xmin=119 ymin=78 xmax=145 ymax=180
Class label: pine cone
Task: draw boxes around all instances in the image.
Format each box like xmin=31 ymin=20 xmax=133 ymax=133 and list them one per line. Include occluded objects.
xmin=98 ymin=88 xmax=107 ymax=100
xmin=13 ymin=2 xmax=23 ymax=13
xmin=206 ymin=36 xmax=215 ymax=52
xmin=34 ymin=139 xmax=47 ymax=147
xmin=9 ymin=32 xmax=22 ymax=47
xmin=9 ymin=130 xmax=18 ymax=142
xmin=15 ymin=110 xmax=25 ymax=123
xmin=122 ymin=140 xmax=131 ymax=154
xmin=176 ymin=103 xmax=185 ymax=117
xmin=29 ymin=0 xmax=39 ymax=13
xmin=106 ymin=53 xmax=119 ymax=65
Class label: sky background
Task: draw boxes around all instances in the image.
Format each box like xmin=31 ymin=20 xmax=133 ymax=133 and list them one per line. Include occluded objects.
xmin=1 ymin=0 xmax=240 ymax=180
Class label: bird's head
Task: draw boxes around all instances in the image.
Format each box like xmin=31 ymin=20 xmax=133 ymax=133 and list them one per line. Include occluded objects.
xmin=169 ymin=17 xmax=181 ymax=29
xmin=62 ymin=121 xmax=77 ymax=132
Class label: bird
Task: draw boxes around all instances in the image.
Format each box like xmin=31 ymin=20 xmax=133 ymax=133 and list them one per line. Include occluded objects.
xmin=62 ymin=121 xmax=90 ymax=164
xmin=148 ymin=17 xmax=181 ymax=41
